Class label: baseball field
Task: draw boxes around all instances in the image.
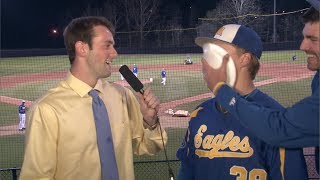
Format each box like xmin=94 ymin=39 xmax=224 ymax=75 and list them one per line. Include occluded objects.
xmin=0 ymin=51 xmax=318 ymax=179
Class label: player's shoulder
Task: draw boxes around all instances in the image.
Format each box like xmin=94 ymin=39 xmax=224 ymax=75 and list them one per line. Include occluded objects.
xmin=251 ymin=89 xmax=284 ymax=109
xmin=189 ymin=98 xmax=215 ymax=119
xmin=199 ymin=98 xmax=215 ymax=108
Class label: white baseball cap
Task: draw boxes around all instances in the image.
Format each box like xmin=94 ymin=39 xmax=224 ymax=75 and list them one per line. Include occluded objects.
xmin=195 ymin=24 xmax=263 ymax=59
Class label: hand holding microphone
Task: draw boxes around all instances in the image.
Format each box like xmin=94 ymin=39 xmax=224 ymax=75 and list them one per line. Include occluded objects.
xmin=119 ymin=65 xmax=175 ymax=179
xmin=119 ymin=65 xmax=160 ymax=125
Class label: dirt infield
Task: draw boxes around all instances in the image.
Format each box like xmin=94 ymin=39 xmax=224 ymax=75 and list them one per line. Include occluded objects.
xmin=0 ymin=62 xmax=314 ymax=136
xmin=0 ymin=71 xmax=67 ymax=88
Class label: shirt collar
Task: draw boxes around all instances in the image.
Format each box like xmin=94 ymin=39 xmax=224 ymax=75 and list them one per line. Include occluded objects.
xmin=94 ymin=79 xmax=108 ymax=94
xmin=65 ymin=72 xmax=93 ymax=98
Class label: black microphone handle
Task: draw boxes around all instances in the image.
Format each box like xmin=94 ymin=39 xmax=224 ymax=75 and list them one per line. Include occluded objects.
xmin=139 ymin=89 xmax=144 ymax=95
xmin=119 ymin=65 xmax=144 ymax=94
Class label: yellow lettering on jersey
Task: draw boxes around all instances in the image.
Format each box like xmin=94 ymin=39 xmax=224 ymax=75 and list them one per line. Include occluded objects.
xmin=194 ymin=125 xmax=253 ymax=159
xmin=190 ymin=107 xmax=203 ymax=118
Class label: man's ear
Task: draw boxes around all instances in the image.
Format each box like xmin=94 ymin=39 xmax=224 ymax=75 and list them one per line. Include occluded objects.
xmin=75 ymin=41 xmax=89 ymax=57
xmin=240 ymin=53 xmax=251 ymax=68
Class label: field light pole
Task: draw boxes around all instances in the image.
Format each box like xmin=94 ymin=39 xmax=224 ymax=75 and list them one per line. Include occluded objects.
xmin=273 ymin=0 xmax=277 ymax=43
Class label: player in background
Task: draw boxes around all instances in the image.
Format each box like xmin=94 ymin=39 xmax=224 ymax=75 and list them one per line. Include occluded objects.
xmin=185 ymin=54 xmax=193 ymax=65
xmin=18 ymin=100 xmax=26 ymax=131
xmin=161 ymin=68 xmax=166 ymax=86
xmin=132 ymin=64 xmax=138 ymax=77
xmin=176 ymin=24 xmax=308 ymax=180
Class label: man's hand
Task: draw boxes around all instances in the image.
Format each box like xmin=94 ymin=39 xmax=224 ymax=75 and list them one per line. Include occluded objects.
xmin=135 ymin=87 xmax=160 ymax=126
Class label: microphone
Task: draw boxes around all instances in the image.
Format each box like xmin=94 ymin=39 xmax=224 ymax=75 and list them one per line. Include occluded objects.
xmin=118 ymin=65 xmax=175 ymax=180
xmin=119 ymin=65 xmax=144 ymax=94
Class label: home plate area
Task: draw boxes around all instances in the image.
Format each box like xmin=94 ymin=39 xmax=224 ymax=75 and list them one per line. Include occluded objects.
xmin=164 ymin=109 xmax=190 ymax=117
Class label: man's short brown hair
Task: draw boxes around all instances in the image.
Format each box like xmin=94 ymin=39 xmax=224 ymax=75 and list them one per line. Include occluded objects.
xmin=302 ymin=7 xmax=320 ymax=24
xmin=63 ymin=16 xmax=115 ymax=64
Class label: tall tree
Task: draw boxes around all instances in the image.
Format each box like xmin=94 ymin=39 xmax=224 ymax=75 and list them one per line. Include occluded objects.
xmin=112 ymin=0 xmax=134 ymax=47
xmin=157 ymin=1 xmax=183 ymax=47
xmin=101 ymin=1 xmax=122 ymax=31
xmin=205 ymin=0 xmax=264 ymax=27
xmin=278 ymin=13 xmax=304 ymax=42
xmin=199 ymin=0 xmax=265 ymax=42
xmin=82 ymin=2 xmax=121 ymax=31
xmin=116 ymin=0 xmax=160 ymax=47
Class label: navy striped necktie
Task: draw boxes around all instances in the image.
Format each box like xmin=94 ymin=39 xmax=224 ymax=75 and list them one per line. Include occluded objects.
xmin=89 ymin=89 xmax=119 ymax=180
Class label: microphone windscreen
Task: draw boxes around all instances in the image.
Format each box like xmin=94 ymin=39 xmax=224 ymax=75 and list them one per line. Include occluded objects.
xmin=119 ymin=65 xmax=144 ymax=93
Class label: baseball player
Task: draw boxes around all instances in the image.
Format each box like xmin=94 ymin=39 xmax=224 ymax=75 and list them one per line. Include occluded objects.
xmin=176 ymin=24 xmax=308 ymax=180
xmin=184 ymin=55 xmax=193 ymax=65
xmin=161 ymin=68 xmax=166 ymax=86
xmin=18 ymin=100 xmax=26 ymax=131
xmin=132 ymin=64 xmax=138 ymax=77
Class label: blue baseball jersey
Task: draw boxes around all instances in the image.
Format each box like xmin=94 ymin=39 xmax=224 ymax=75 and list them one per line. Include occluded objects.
xmin=132 ymin=66 xmax=138 ymax=74
xmin=177 ymin=89 xmax=308 ymax=180
xmin=19 ymin=104 xmax=26 ymax=114
xmin=161 ymin=70 xmax=166 ymax=78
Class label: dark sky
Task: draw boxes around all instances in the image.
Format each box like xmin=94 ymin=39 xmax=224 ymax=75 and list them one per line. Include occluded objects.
xmin=1 ymin=0 xmax=310 ymax=49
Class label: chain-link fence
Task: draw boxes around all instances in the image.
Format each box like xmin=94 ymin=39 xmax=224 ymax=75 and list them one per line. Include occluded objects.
xmin=1 ymin=7 xmax=319 ymax=180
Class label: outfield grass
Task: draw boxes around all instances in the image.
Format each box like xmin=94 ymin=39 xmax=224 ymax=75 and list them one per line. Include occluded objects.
xmin=176 ymin=77 xmax=312 ymax=112
xmin=258 ymin=77 xmax=312 ymax=107
xmin=0 ymin=51 xmax=313 ymax=178
xmin=0 ymin=50 xmax=307 ymax=76
xmin=0 ymin=103 xmax=19 ymax=127
xmin=0 ymin=56 xmax=69 ymax=76
xmin=0 ymin=135 xmax=24 ymax=168
xmin=261 ymin=50 xmax=306 ymax=64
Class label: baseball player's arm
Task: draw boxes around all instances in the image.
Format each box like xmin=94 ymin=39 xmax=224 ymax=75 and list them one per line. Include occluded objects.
xmin=215 ymin=84 xmax=319 ymax=148
xmin=176 ymin=129 xmax=194 ymax=180
xmin=177 ymin=161 xmax=194 ymax=180
xmin=20 ymin=103 xmax=58 ymax=180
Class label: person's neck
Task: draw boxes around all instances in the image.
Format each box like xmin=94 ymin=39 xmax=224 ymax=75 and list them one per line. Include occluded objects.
xmin=233 ymin=76 xmax=256 ymax=96
xmin=70 ymin=62 xmax=97 ymax=88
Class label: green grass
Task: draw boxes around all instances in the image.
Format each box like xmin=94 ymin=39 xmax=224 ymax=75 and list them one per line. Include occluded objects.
xmin=175 ymin=76 xmax=311 ymax=112
xmin=133 ymin=128 xmax=186 ymax=162
xmin=0 ymin=51 xmax=307 ymax=77
xmin=0 ymin=103 xmax=19 ymax=126
xmin=0 ymin=135 xmax=24 ymax=168
xmin=258 ymin=77 xmax=312 ymax=107
xmin=0 ymin=56 xmax=69 ymax=76
xmin=134 ymin=128 xmax=185 ymax=179
xmin=116 ymin=54 xmax=201 ymax=65
xmin=0 ymin=80 xmax=61 ymax=103
xmin=261 ymin=50 xmax=306 ymax=64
